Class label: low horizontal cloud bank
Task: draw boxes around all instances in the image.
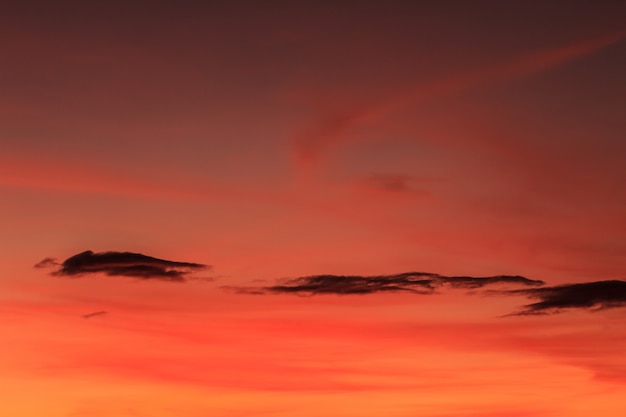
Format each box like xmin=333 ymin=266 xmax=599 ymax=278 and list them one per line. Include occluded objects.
xmin=37 ymin=250 xmax=208 ymax=281
xmin=502 ymin=280 xmax=626 ymax=315
xmin=230 ymin=272 xmax=544 ymax=295
xmin=37 ymin=252 xmax=626 ymax=316
xmin=232 ymin=273 xmax=626 ymax=316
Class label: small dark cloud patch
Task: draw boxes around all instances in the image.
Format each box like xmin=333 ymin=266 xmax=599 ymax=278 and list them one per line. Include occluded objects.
xmin=34 ymin=257 xmax=59 ymax=268
xmin=37 ymin=250 xmax=208 ymax=281
xmin=230 ymin=272 xmax=544 ymax=296
xmin=502 ymin=280 xmax=626 ymax=315
xmin=365 ymin=174 xmax=414 ymax=193
xmin=82 ymin=311 xmax=107 ymax=319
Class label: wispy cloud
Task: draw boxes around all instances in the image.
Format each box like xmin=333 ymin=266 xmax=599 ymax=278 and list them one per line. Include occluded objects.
xmin=34 ymin=257 xmax=58 ymax=268
xmin=228 ymin=272 xmax=544 ymax=295
xmin=292 ymin=30 xmax=626 ymax=173
xmin=362 ymin=174 xmax=415 ymax=193
xmin=37 ymin=250 xmax=208 ymax=282
xmin=502 ymin=280 xmax=626 ymax=315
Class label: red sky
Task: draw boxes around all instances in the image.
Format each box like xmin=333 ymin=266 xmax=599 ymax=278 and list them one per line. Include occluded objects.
xmin=1 ymin=1 xmax=625 ymax=416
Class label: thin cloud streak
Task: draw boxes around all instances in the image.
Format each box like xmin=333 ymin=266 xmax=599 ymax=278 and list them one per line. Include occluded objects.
xmin=38 ymin=250 xmax=208 ymax=282
xmin=293 ymin=30 xmax=626 ymax=173
xmin=82 ymin=311 xmax=107 ymax=319
xmin=0 ymin=155 xmax=258 ymax=202
xmin=229 ymin=272 xmax=544 ymax=296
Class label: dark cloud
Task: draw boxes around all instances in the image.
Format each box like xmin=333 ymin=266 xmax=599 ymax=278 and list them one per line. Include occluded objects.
xmin=38 ymin=250 xmax=208 ymax=281
xmin=229 ymin=272 xmax=544 ymax=296
xmin=34 ymin=257 xmax=58 ymax=268
xmin=82 ymin=311 xmax=107 ymax=319
xmin=502 ymin=280 xmax=626 ymax=315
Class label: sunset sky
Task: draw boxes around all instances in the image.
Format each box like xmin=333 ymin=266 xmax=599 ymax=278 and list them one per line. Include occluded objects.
xmin=1 ymin=1 xmax=625 ymax=416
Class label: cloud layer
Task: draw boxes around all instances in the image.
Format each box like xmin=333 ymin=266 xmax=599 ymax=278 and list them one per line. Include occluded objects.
xmin=38 ymin=253 xmax=626 ymax=316
xmin=231 ymin=271 xmax=626 ymax=316
xmin=38 ymin=250 xmax=208 ymax=281
xmin=231 ymin=272 xmax=544 ymax=295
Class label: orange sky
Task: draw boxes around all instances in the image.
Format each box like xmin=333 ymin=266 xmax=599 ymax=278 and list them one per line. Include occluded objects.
xmin=1 ymin=1 xmax=625 ymax=416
